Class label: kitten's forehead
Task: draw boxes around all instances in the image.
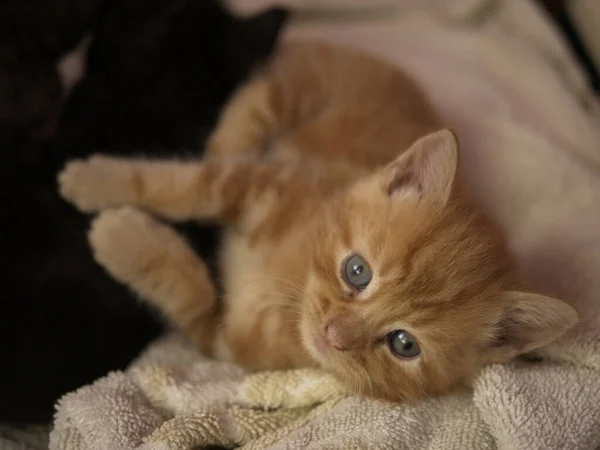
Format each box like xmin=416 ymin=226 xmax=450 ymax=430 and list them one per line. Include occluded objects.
xmin=330 ymin=192 xmax=441 ymax=268
xmin=320 ymin=192 xmax=515 ymax=319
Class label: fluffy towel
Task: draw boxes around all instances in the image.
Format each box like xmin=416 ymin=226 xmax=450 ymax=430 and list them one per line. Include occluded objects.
xmin=49 ymin=333 xmax=600 ymax=450
xmin=51 ymin=0 xmax=600 ymax=449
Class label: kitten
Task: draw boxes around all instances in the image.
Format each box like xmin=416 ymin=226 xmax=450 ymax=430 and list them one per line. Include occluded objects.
xmin=1 ymin=0 xmax=286 ymax=422
xmin=58 ymin=42 xmax=578 ymax=402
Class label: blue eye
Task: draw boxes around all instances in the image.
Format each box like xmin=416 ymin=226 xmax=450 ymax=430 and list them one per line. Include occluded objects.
xmin=388 ymin=330 xmax=420 ymax=358
xmin=342 ymin=254 xmax=372 ymax=290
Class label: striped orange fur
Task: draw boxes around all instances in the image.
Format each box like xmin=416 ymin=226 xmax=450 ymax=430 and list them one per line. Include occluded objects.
xmin=58 ymin=41 xmax=577 ymax=402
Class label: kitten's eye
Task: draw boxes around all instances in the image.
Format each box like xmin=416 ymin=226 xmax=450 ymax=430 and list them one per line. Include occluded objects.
xmin=342 ymin=254 xmax=372 ymax=290
xmin=388 ymin=330 xmax=420 ymax=358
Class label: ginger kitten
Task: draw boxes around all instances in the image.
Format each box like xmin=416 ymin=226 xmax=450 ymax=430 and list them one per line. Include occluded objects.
xmin=58 ymin=42 xmax=578 ymax=402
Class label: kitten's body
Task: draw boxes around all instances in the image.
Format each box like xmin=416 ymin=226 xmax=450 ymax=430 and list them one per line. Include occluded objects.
xmin=211 ymin=42 xmax=440 ymax=371
xmin=60 ymin=42 xmax=577 ymax=402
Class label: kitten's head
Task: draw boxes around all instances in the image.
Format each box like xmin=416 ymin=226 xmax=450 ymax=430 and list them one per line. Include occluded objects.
xmin=299 ymin=130 xmax=578 ymax=402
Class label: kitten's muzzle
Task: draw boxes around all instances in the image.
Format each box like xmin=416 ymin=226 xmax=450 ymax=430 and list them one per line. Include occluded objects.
xmin=323 ymin=314 xmax=367 ymax=351
xmin=324 ymin=320 xmax=349 ymax=351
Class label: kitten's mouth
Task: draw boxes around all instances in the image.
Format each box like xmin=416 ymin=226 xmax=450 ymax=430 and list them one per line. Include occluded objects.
xmin=308 ymin=333 xmax=339 ymax=370
xmin=299 ymin=315 xmax=331 ymax=363
xmin=312 ymin=333 xmax=331 ymax=355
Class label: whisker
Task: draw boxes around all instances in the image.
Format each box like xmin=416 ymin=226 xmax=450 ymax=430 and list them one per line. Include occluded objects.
xmin=243 ymin=273 xmax=305 ymax=296
xmin=360 ymin=365 xmax=374 ymax=398
xmin=215 ymin=290 xmax=302 ymax=305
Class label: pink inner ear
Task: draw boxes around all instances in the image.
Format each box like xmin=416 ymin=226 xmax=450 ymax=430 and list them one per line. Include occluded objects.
xmin=490 ymin=291 xmax=579 ymax=356
xmin=489 ymin=311 xmax=523 ymax=349
xmin=386 ymin=171 xmax=421 ymax=196
xmin=385 ymin=129 xmax=458 ymax=203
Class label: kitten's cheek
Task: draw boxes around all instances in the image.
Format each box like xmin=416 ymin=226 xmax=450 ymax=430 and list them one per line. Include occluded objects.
xmin=299 ymin=315 xmax=314 ymax=349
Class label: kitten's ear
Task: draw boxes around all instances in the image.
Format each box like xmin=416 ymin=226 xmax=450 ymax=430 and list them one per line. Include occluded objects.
xmin=486 ymin=291 xmax=579 ymax=363
xmin=383 ymin=129 xmax=458 ymax=204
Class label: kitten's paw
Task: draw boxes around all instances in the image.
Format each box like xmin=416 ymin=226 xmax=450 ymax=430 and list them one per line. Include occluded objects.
xmin=205 ymin=130 xmax=261 ymax=159
xmin=89 ymin=207 xmax=164 ymax=284
xmin=58 ymin=155 xmax=137 ymax=213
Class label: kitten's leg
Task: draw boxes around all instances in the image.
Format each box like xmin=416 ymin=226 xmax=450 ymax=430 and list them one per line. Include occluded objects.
xmin=206 ymin=77 xmax=278 ymax=159
xmin=59 ymin=155 xmax=296 ymax=224
xmin=89 ymin=206 xmax=219 ymax=353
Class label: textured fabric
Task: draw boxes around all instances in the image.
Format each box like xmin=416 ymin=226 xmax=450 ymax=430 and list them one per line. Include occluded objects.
xmin=50 ymin=1 xmax=600 ymax=449
xmin=0 ymin=424 xmax=50 ymax=450
xmin=50 ymin=334 xmax=600 ymax=450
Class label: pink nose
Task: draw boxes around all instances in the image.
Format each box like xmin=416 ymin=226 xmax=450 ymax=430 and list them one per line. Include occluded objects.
xmin=324 ymin=320 xmax=348 ymax=351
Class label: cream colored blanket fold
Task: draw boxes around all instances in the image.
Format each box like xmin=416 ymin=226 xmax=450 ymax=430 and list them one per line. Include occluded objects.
xmin=49 ymin=333 xmax=600 ymax=450
xmin=50 ymin=1 xmax=600 ymax=449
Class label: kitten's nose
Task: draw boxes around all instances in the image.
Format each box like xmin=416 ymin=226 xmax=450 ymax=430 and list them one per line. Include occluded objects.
xmin=324 ymin=320 xmax=348 ymax=351
xmin=324 ymin=314 xmax=367 ymax=351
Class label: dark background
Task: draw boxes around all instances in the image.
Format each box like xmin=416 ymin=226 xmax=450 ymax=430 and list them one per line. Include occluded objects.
xmin=0 ymin=0 xmax=287 ymax=424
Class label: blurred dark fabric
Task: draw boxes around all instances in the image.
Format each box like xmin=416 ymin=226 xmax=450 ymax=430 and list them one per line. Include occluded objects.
xmin=0 ymin=0 xmax=287 ymax=423
xmin=535 ymin=0 xmax=599 ymax=91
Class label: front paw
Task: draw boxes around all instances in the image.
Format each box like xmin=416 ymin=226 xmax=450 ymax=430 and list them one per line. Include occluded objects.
xmin=88 ymin=207 xmax=161 ymax=284
xmin=58 ymin=155 xmax=137 ymax=213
